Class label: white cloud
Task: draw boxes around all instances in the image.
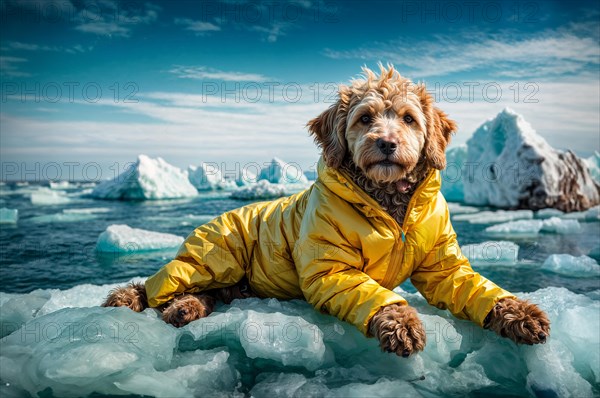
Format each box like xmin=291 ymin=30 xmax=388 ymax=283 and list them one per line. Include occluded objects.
xmin=6 ymin=41 xmax=89 ymax=53
xmin=0 ymin=56 xmax=30 ymax=77
xmin=169 ymin=65 xmax=272 ymax=82
xmin=323 ymin=27 xmax=600 ymax=79
xmin=174 ymin=18 xmax=220 ymax=34
xmin=249 ymin=21 xmax=290 ymax=43
xmin=74 ymin=1 xmax=159 ymax=37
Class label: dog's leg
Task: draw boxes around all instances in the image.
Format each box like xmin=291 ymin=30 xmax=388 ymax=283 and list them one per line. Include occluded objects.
xmin=484 ymin=298 xmax=550 ymax=345
xmin=102 ymin=282 xmax=148 ymax=312
xmin=161 ymin=294 xmax=216 ymax=327
xmin=370 ymin=304 xmax=426 ymax=357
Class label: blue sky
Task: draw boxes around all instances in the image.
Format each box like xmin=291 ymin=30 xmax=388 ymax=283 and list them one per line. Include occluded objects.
xmin=1 ymin=0 xmax=599 ymax=180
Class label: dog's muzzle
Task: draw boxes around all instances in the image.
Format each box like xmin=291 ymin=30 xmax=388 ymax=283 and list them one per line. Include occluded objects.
xmin=376 ymin=138 xmax=397 ymax=155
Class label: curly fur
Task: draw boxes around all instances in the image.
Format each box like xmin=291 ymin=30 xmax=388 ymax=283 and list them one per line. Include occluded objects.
xmin=484 ymin=297 xmax=550 ymax=345
xmin=161 ymin=294 xmax=216 ymax=327
xmin=339 ymin=158 xmax=430 ymax=225
xmin=102 ymin=280 xmax=256 ymax=327
xmin=102 ymin=66 xmax=551 ymax=353
xmin=102 ymin=282 xmax=147 ymax=312
xmin=369 ymin=304 xmax=426 ymax=357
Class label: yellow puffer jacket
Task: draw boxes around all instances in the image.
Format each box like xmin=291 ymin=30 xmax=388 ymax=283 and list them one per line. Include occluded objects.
xmin=145 ymin=157 xmax=514 ymax=334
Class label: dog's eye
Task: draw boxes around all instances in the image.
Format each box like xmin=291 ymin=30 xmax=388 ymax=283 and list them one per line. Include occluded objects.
xmin=360 ymin=114 xmax=371 ymax=124
xmin=403 ymin=115 xmax=414 ymax=124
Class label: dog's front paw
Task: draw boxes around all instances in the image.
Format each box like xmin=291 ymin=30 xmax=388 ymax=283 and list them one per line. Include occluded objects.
xmin=162 ymin=294 xmax=216 ymax=327
xmin=370 ymin=304 xmax=426 ymax=357
xmin=485 ymin=298 xmax=550 ymax=345
xmin=102 ymin=282 xmax=148 ymax=312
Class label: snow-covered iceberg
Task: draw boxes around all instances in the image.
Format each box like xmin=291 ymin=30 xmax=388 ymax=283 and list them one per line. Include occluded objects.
xmin=461 ymin=241 xmax=519 ymax=266
xmin=258 ymin=157 xmax=309 ymax=185
xmin=585 ymin=151 xmax=600 ymax=183
xmin=96 ymin=224 xmax=183 ymax=252
xmin=92 ymin=155 xmax=198 ymax=200
xmin=1 ymin=284 xmax=597 ymax=398
xmin=230 ymin=180 xmax=286 ymax=200
xmin=188 ymin=163 xmax=237 ymax=191
xmin=541 ymin=254 xmax=600 ymax=278
xmin=462 ymin=108 xmax=599 ymax=212
xmin=0 ymin=207 xmax=18 ymax=224
xmin=441 ymin=145 xmax=467 ymax=202
xmin=486 ymin=217 xmax=581 ymax=236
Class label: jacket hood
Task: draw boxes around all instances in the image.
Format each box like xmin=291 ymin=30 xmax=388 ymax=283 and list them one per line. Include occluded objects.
xmin=316 ymin=156 xmax=441 ymax=224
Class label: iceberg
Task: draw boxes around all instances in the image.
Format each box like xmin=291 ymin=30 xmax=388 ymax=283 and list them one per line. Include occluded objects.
xmin=461 ymin=241 xmax=519 ymax=266
xmin=188 ymin=163 xmax=237 ymax=191
xmin=96 ymin=224 xmax=184 ymax=252
xmin=0 ymin=283 xmax=598 ymax=398
xmin=258 ymin=157 xmax=309 ymax=185
xmin=441 ymin=144 xmax=467 ymax=202
xmin=463 ymin=108 xmax=599 ymax=212
xmin=30 ymin=188 xmax=71 ymax=205
xmin=453 ymin=209 xmax=533 ymax=224
xmin=585 ymin=151 xmax=600 ymax=183
xmin=486 ymin=217 xmax=581 ymax=236
xmin=92 ymin=155 xmax=198 ymax=200
xmin=230 ymin=180 xmax=286 ymax=200
xmin=541 ymin=254 xmax=600 ymax=278
xmin=0 ymin=207 xmax=18 ymax=224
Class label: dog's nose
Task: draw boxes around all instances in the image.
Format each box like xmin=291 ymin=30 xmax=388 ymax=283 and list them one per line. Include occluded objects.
xmin=538 ymin=332 xmax=546 ymax=341
xmin=376 ymin=138 xmax=397 ymax=155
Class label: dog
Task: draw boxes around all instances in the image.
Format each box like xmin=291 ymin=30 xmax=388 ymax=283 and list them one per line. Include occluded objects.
xmin=103 ymin=65 xmax=550 ymax=357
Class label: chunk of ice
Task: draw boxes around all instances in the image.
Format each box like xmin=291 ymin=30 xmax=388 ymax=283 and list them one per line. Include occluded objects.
xmin=541 ymin=254 xmax=600 ymax=278
xmin=0 ymin=207 xmax=18 ymax=224
xmin=1 ymin=284 xmax=598 ymax=397
xmin=447 ymin=202 xmax=480 ymax=215
xmin=240 ymin=310 xmax=326 ymax=370
xmin=96 ymin=224 xmax=183 ymax=252
xmin=453 ymin=210 xmax=533 ymax=224
xmin=28 ymin=212 xmax=97 ymax=223
xmin=540 ymin=217 xmax=581 ymax=234
xmin=30 ymin=188 xmax=71 ymax=205
xmin=230 ymin=180 xmax=286 ymax=200
xmin=486 ymin=218 xmax=581 ymax=236
xmin=461 ymin=241 xmax=519 ymax=266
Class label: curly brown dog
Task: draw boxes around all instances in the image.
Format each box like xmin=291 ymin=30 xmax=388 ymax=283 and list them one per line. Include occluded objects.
xmin=103 ymin=65 xmax=550 ymax=356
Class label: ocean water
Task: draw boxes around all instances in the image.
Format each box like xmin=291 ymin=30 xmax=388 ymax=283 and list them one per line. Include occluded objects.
xmin=1 ymin=181 xmax=599 ymax=398
xmin=1 ymin=182 xmax=598 ymax=295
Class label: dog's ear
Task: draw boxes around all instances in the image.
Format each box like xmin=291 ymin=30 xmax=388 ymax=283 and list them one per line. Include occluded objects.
xmin=418 ymin=85 xmax=457 ymax=170
xmin=307 ymin=85 xmax=350 ymax=168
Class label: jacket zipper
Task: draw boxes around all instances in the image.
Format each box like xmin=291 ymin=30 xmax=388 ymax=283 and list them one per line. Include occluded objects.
xmin=379 ymin=170 xmax=434 ymax=289
xmin=337 ymin=169 xmax=435 ymax=289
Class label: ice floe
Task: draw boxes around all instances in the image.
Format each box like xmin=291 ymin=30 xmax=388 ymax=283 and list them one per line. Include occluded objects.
xmin=96 ymin=224 xmax=184 ymax=252
xmin=541 ymin=254 xmax=600 ymax=278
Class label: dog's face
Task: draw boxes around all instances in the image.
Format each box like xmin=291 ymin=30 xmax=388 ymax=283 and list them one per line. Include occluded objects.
xmin=308 ymin=66 xmax=457 ymax=188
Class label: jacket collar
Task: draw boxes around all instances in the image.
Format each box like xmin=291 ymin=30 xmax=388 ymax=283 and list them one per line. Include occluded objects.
xmin=317 ymin=156 xmax=441 ymax=225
